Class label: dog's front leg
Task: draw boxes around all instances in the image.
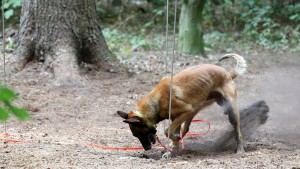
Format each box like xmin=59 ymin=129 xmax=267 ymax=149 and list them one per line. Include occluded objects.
xmin=169 ymin=126 xmax=181 ymax=152
xmin=162 ymin=126 xmax=182 ymax=159
xmin=163 ymin=113 xmax=189 ymax=157
xmin=164 ymin=113 xmax=187 ymax=144
xmin=180 ymin=111 xmax=198 ymax=138
xmin=181 ymin=118 xmax=193 ymax=138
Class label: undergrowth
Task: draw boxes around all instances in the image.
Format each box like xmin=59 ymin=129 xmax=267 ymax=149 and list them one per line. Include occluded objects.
xmin=102 ymin=0 xmax=300 ymax=57
xmin=2 ymin=0 xmax=299 ymax=57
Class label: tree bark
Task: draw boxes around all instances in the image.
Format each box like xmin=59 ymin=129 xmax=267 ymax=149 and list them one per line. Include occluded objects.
xmin=178 ymin=0 xmax=207 ymax=57
xmin=15 ymin=0 xmax=112 ymax=87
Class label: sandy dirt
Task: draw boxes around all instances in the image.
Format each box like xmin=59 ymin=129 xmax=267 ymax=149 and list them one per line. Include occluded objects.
xmin=0 ymin=51 xmax=299 ymax=168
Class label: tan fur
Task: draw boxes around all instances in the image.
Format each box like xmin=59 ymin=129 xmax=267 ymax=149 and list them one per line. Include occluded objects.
xmin=124 ymin=54 xmax=247 ymax=154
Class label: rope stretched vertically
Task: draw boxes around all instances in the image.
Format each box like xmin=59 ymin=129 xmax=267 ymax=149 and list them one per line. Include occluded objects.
xmin=2 ymin=0 xmax=7 ymax=134
xmin=166 ymin=0 xmax=178 ymax=159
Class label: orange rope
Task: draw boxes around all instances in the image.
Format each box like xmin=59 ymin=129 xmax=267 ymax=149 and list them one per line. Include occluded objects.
xmin=155 ymin=135 xmax=172 ymax=152
xmin=86 ymin=119 xmax=210 ymax=151
xmin=1 ymin=133 xmax=35 ymax=143
xmin=1 ymin=120 xmax=210 ymax=152
xmin=180 ymin=119 xmax=210 ymax=149
xmin=185 ymin=119 xmax=211 ymax=137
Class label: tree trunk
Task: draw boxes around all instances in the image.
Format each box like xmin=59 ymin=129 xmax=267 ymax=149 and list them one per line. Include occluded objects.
xmin=178 ymin=0 xmax=207 ymax=57
xmin=15 ymin=0 xmax=112 ymax=87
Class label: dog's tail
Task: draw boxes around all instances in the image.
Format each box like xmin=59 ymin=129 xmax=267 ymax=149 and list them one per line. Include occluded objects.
xmin=219 ymin=53 xmax=247 ymax=79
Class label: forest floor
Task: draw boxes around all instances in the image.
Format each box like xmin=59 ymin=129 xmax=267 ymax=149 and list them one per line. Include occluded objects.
xmin=0 ymin=51 xmax=300 ymax=168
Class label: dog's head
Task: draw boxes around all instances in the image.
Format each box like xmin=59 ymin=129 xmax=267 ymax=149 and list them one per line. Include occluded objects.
xmin=117 ymin=111 xmax=157 ymax=151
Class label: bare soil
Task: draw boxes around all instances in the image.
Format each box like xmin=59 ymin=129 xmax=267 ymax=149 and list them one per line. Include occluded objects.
xmin=0 ymin=51 xmax=300 ymax=169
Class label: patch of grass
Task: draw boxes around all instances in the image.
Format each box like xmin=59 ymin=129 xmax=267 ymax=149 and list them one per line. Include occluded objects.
xmin=102 ymin=28 xmax=164 ymax=60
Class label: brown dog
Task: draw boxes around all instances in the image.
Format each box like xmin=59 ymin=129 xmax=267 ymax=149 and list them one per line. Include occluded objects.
xmin=117 ymin=53 xmax=247 ymax=154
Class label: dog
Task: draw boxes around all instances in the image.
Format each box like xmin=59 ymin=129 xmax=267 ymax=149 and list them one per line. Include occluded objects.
xmin=117 ymin=53 xmax=247 ymax=155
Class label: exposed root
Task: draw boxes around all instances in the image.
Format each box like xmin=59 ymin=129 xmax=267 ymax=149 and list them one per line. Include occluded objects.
xmin=50 ymin=46 xmax=86 ymax=88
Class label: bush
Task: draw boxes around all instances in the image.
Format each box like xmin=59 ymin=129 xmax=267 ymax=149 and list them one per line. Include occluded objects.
xmin=202 ymin=0 xmax=300 ymax=50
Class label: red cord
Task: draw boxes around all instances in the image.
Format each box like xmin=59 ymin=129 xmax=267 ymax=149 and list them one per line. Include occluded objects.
xmin=86 ymin=119 xmax=210 ymax=152
xmin=185 ymin=119 xmax=211 ymax=137
xmin=156 ymin=135 xmax=172 ymax=152
xmin=1 ymin=132 xmax=35 ymax=143
xmin=1 ymin=120 xmax=210 ymax=152
xmin=180 ymin=119 xmax=210 ymax=149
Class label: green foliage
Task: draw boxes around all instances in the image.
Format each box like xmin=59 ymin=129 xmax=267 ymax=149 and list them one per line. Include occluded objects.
xmin=102 ymin=28 xmax=163 ymax=58
xmin=203 ymin=0 xmax=300 ymax=50
xmin=204 ymin=31 xmax=229 ymax=50
xmin=6 ymin=37 xmax=16 ymax=50
xmin=149 ymin=0 xmax=165 ymax=6
xmin=2 ymin=0 xmax=21 ymax=20
xmin=0 ymin=84 xmax=29 ymax=121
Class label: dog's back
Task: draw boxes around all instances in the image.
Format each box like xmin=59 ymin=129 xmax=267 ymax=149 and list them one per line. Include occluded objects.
xmin=172 ymin=64 xmax=233 ymax=105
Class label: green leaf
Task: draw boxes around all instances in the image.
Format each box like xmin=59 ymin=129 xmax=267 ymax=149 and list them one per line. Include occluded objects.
xmin=0 ymin=107 xmax=9 ymax=121
xmin=144 ymin=22 xmax=153 ymax=28
xmin=7 ymin=104 xmax=29 ymax=121
xmin=12 ymin=0 xmax=22 ymax=8
xmin=290 ymin=14 xmax=300 ymax=21
xmin=0 ymin=87 xmax=17 ymax=101
xmin=4 ymin=9 xmax=14 ymax=19
xmin=3 ymin=2 xmax=11 ymax=9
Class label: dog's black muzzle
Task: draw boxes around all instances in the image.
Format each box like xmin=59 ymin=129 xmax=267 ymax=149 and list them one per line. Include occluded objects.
xmin=137 ymin=133 xmax=156 ymax=151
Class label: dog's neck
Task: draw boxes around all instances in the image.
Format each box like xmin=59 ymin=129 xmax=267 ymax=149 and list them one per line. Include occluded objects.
xmin=134 ymin=110 xmax=158 ymax=128
xmin=134 ymin=110 xmax=144 ymax=118
xmin=137 ymin=95 xmax=163 ymax=126
xmin=136 ymin=79 xmax=173 ymax=126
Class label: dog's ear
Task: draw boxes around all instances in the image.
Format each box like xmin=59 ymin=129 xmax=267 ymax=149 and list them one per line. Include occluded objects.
xmin=123 ymin=116 xmax=141 ymax=124
xmin=123 ymin=116 xmax=147 ymax=127
xmin=117 ymin=111 xmax=128 ymax=119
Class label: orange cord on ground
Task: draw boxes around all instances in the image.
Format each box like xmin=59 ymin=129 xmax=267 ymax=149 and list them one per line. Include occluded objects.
xmin=180 ymin=119 xmax=211 ymax=149
xmin=0 ymin=120 xmax=210 ymax=151
xmin=1 ymin=132 xmax=35 ymax=143
xmin=184 ymin=119 xmax=211 ymax=137
xmin=86 ymin=119 xmax=211 ymax=152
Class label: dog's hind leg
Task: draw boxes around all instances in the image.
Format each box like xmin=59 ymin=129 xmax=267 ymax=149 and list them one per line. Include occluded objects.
xmin=209 ymin=100 xmax=269 ymax=152
xmin=220 ymin=82 xmax=245 ymax=154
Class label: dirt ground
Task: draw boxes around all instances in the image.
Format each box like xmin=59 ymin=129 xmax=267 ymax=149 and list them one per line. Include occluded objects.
xmin=0 ymin=51 xmax=300 ymax=169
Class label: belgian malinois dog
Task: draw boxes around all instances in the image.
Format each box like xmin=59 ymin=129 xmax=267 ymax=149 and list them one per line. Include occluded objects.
xmin=117 ymin=53 xmax=247 ymax=155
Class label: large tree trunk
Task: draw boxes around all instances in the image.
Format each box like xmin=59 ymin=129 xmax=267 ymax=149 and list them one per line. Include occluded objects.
xmin=178 ymin=0 xmax=207 ymax=57
xmin=15 ymin=0 xmax=112 ymax=86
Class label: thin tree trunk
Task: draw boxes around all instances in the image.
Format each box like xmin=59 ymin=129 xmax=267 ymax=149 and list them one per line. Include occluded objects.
xmin=15 ymin=0 xmax=112 ymax=87
xmin=178 ymin=0 xmax=207 ymax=57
